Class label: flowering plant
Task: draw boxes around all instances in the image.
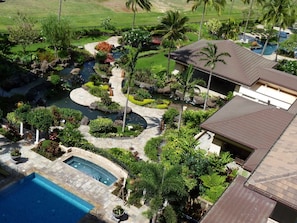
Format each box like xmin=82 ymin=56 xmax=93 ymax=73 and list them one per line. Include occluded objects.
xmin=95 ymin=41 xmax=112 ymax=53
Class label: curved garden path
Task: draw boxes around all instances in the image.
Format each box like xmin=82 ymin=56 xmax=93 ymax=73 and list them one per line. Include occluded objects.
xmin=73 ymin=38 xmax=166 ymax=160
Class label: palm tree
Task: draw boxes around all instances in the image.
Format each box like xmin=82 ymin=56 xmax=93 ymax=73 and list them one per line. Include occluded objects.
xmin=198 ymin=43 xmax=231 ymax=110
xmin=119 ymin=46 xmax=140 ymax=132
xmin=175 ymin=65 xmax=205 ymax=131
xmin=228 ymin=0 xmax=236 ymax=20
xmin=154 ymin=10 xmax=190 ymax=78
xmin=133 ymin=163 xmax=187 ymax=223
xmin=125 ymin=0 xmax=152 ymax=29
xmin=260 ymin=0 xmax=296 ymax=61
xmin=242 ymin=0 xmax=265 ymax=41
xmin=187 ymin=0 xmax=227 ymax=40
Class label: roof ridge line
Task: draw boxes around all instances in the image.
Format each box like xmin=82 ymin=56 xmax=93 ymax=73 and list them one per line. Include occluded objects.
xmin=253 ymin=171 xmax=297 ymax=184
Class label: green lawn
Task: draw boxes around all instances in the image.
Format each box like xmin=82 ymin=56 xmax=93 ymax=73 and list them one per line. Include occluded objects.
xmin=136 ymin=49 xmax=172 ymax=70
xmin=0 ymin=0 xmax=250 ymax=32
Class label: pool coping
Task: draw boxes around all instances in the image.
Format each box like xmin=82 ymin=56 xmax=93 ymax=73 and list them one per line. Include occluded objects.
xmin=60 ymin=146 xmax=128 ymax=184
xmin=0 ymin=143 xmax=148 ymax=223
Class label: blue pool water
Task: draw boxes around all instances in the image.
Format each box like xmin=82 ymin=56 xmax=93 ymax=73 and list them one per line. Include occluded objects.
xmin=64 ymin=156 xmax=117 ymax=186
xmin=0 ymin=173 xmax=94 ymax=223
xmin=251 ymin=44 xmax=278 ymax=55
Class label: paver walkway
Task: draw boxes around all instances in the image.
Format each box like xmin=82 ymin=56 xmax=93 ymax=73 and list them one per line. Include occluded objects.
xmin=72 ymin=67 xmax=165 ymax=160
xmin=75 ymin=37 xmax=166 ymax=160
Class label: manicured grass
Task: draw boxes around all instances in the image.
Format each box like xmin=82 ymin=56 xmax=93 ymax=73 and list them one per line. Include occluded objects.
xmin=0 ymin=0 xmax=250 ymax=32
xmin=136 ymin=49 xmax=174 ymax=71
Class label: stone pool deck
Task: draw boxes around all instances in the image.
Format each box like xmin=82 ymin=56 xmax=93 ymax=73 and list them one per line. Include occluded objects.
xmin=0 ymin=138 xmax=149 ymax=223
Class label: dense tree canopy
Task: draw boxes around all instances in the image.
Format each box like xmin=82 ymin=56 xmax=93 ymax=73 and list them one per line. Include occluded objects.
xmin=27 ymin=108 xmax=53 ymax=131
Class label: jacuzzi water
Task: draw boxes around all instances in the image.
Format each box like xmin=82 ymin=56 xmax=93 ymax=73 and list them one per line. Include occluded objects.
xmin=64 ymin=156 xmax=117 ymax=186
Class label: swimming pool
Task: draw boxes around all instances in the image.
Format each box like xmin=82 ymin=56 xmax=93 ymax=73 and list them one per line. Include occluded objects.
xmin=0 ymin=173 xmax=94 ymax=223
xmin=64 ymin=156 xmax=117 ymax=186
xmin=251 ymin=43 xmax=278 ymax=55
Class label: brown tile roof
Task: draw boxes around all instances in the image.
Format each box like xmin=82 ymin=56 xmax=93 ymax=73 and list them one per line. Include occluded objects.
xmin=200 ymin=96 xmax=294 ymax=171
xmin=170 ymin=39 xmax=277 ymax=86
xmin=259 ymin=67 xmax=297 ymax=93
xmin=246 ymin=115 xmax=297 ymax=210
xmin=200 ymin=176 xmax=276 ymax=223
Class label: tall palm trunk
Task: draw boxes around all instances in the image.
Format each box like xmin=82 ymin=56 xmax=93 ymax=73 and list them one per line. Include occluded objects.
xmin=178 ymin=91 xmax=186 ymax=131
xmin=275 ymin=27 xmax=281 ymax=62
xmin=122 ymin=85 xmax=130 ymax=132
xmin=261 ymin=36 xmax=269 ymax=56
xmin=166 ymin=40 xmax=173 ymax=79
xmin=198 ymin=4 xmax=207 ymax=40
xmin=132 ymin=11 xmax=136 ymax=29
xmin=243 ymin=0 xmax=254 ymax=41
xmin=228 ymin=0 xmax=236 ymax=20
xmin=58 ymin=0 xmax=62 ymax=22
xmin=203 ymin=70 xmax=213 ymax=110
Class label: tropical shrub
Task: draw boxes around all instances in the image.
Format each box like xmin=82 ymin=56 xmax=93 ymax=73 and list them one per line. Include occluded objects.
xmin=89 ymin=86 xmax=106 ymax=97
xmin=200 ymin=173 xmax=228 ymax=203
xmin=84 ymin=81 xmax=96 ymax=89
xmin=182 ymin=109 xmax=214 ymax=130
xmin=33 ymin=139 xmax=64 ymax=160
xmin=155 ymin=103 xmax=169 ymax=109
xmin=58 ymin=124 xmax=85 ymax=147
xmin=276 ymin=59 xmax=297 ymax=75
xmin=6 ymin=112 xmax=19 ymax=125
xmin=144 ymin=136 xmax=163 ymax=161
xmin=88 ymin=74 xmax=103 ymax=86
xmin=101 ymin=17 xmax=116 ymax=31
xmin=58 ymin=107 xmax=83 ymax=127
xmin=96 ymin=101 xmax=122 ymax=113
xmin=0 ymin=126 xmax=21 ymax=142
xmin=128 ymin=95 xmax=155 ymax=106
xmin=36 ymin=49 xmax=55 ymax=62
xmin=101 ymin=91 xmax=112 ymax=106
xmin=89 ymin=117 xmax=116 ymax=136
xmin=206 ymin=18 xmax=222 ymax=36
xmin=50 ymin=74 xmax=61 ymax=85
xmin=121 ymin=29 xmax=151 ymax=49
xmin=134 ymin=69 xmax=154 ymax=84
xmin=95 ymin=50 xmax=107 ymax=63
xmin=27 ymin=108 xmax=53 ymax=131
xmin=95 ymin=41 xmax=112 ymax=52
xmin=108 ymin=148 xmax=146 ymax=176
xmin=207 ymin=151 xmax=233 ymax=174
xmin=163 ymin=108 xmax=178 ymax=128
xmin=134 ymin=88 xmax=151 ymax=101
xmin=97 ymin=63 xmax=109 ymax=72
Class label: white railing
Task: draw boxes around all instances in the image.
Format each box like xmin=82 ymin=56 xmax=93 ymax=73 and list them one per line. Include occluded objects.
xmin=234 ymin=87 xmax=293 ymax=110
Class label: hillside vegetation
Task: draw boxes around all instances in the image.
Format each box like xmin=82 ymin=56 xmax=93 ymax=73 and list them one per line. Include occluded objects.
xmin=0 ymin=0 xmax=248 ymax=32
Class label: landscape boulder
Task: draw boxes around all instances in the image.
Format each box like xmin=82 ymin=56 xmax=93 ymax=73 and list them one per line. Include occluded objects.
xmin=70 ymin=68 xmax=81 ymax=75
xmin=80 ymin=116 xmax=89 ymax=125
